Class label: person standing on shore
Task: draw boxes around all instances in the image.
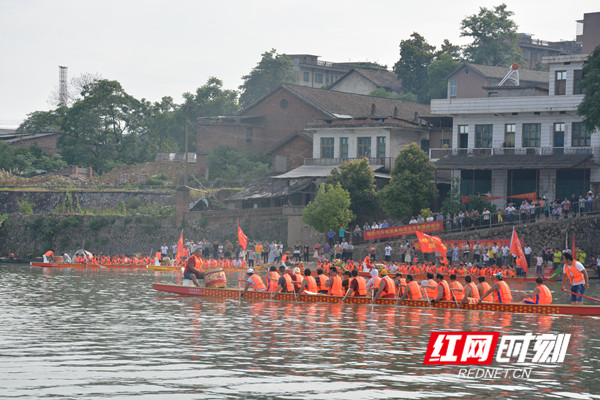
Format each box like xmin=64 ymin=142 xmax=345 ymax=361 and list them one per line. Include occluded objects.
xmin=562 ymin=252 xmax=589 ymax=304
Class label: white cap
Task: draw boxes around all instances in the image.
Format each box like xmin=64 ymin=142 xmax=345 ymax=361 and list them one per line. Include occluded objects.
xmin=246 ymin=268 xmax=254 ymax=274
xmin=370 ymin=269 xmax=379 ymax=277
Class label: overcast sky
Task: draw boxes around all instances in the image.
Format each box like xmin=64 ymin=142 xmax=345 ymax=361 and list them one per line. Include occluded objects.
xmin=0 ymin=0 xmax=597 ymax=128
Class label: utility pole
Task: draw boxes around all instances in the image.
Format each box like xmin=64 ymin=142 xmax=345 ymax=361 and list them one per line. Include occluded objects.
xmin=184 ymin=103 xmax=189 ymax=187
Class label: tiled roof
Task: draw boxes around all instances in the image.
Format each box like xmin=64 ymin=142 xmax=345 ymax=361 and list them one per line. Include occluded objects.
xmin=331 ymin=68 xmax=403 ymax=92
xmin=226 ymin=175 xmax=314 ymax=201
xmin=458 ymin=63 xmax=549 ymax=84
xmin=435 ymin=153 xmax=592 ymax=170
xmin=248 ymin=84 xmax=430 ymax=122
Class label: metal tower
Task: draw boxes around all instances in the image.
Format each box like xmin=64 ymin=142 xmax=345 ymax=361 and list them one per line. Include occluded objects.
xmin=59 ymin=66 xmax=68 ymax=105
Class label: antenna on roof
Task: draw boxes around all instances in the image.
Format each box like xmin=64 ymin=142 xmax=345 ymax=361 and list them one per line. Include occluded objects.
xmin=498 ymin=64 xmax=519 ymax=86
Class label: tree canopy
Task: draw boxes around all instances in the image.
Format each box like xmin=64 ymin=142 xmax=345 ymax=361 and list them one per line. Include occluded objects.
xmin=460 ymin=3 xmax=524 ymax=67
xmin=378 ymin=143 xmax=438 ymax=220
xmin=326 ymin=158 xmax=377 ymax=220
xmin=577 ymin=45 xmax=600 ymax=133
xmin=206 ymin=145 xmax=269 ymax=185
xmin=393 ymin=33 xmax=436 ymax=104
xmin=302 ymin=183 xmax=354 ymax=233
xmin=238 ymin=49 xmax=295 ymax=108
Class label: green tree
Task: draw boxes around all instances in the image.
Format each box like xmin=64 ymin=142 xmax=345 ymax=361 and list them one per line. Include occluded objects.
xmin=239 ymin=49 xmax=295 ymax=108
xmin=326 ymin=158 xmax=377 ymax=220
xmin=393 ymin=33 xmax=436 ymax=103
xmin=577 ymin=45 xmax=600 ymax=133
xmin=17 ymin=109 xmax=65 ymax=134
xmin=460 ymin=3 xmax=524 ymax=67
xmin=427 ymin=53 xmax=462 ymax=100
xmin=440 ymin=177 xmax=465 ymax=215
xmin=206 ymin=145 xmax=269 ymax=185
xmin=302 ymin=183 xmax=354 ymax=233
xmin=378 ymin=143 xmax=438 ymax=220
xmin=57 ymin=79 xmax=141 ymax=172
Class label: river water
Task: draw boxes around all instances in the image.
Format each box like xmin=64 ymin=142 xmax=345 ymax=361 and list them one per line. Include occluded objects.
xmin=1 ymin=263 xmax=600 ymax=399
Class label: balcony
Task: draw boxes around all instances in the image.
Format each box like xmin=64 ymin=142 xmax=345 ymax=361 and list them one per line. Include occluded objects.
xmin=430 ymin=95 xmax=583 ymax=115
xmin=430 ymin=146 xmax=593 ymax=160
xmin=304 ymin=157 xmax=393 ymax=170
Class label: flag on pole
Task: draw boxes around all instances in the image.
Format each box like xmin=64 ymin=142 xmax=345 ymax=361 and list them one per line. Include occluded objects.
xmin=175 ymin=230 xmax=184 ymax=264
xmin=237 ymin=220 xmax=248 ymax=251
xmin=510 ymin=227 xmax=528 ymax=273
xmin=416 ymin=230 xmax=448 ymax=265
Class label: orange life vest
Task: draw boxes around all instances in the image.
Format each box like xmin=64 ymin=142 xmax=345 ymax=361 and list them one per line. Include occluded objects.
xmin=372 ymin=276 xmax=381 ymax=289
xmin=328 ymin=276 xmax=343 ymax=296
xmin=438 ymin=280 xmax=452 ymax=301
xmin=248 ymin=274 xmax=266 ymax=291
xmin=44 ymin=250 xmax=54 ymax=257
xmin=492 ymin=281 xmax=512 ymax=303
xmin=426 ymin=279 xmax=437 ymax=299
xmin=282 ymin=274 xmax=294 ymax=293
xmin=293 ymin=273 xmax=303 ymax=291
xmin=407 ymin=281 xmax=423 ymax=299
xmin=466 ymin=282 xmax=480 ymax=300
xmin=305 ymin=276 xmax=318 ymax=293
xmin=564 ymin=262 xmax=585 ymax=284
xmin=266 ymin=271 xmax=280 ymax=292
xmin=351 ymin=276 xmax=367 ymax=296
xmin=316 ymin=274 xmax=328 ymax=291
xmin=380 ymin=276 xmax=396 ymax=298
xmin=397 ymin=278 xmax=407 ymax=296
xmin=537 ymin=284 xmax=552 ymax=304
xmin=480 ymin=282 xmax=493 ymax=302
xmin=450 ymin=281 xmax=464 ymax=301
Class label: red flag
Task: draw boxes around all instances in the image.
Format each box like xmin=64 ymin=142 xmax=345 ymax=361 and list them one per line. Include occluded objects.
xmin=510 ymin=227 xmax=528 ymax=273
xmin=175 ymin=231 xmax=184 ymax=264
xmin=237 ymin=223 xmax=248 ymax=251
xmin=416 ymin=230 xmax=448 ymax=265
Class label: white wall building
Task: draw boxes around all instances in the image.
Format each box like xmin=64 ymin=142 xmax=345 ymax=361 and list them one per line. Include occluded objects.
xmin=430 ymin=54 xmax=599 ymax=206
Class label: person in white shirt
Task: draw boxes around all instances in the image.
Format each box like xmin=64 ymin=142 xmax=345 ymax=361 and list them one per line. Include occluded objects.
xmin=505 ymin=204 xmax=516 ymax=223
xmin=501 ymin=245 xmax=509 ymax=266
xmin=535 ymin=254 xmax=544 ymax=276
xmin=384 ymin=244 xmax=392 ymax=262
xmin=409 ymin=217 xmax=417 ymax=224
xmin=426 ymin=215 xmax=434 ymax=223
xmin=524 ymin=245 xmax=532 ymax=270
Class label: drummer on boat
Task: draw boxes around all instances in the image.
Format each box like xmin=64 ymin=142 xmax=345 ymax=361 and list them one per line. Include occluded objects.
xmin=240 ymin=268 xmax=266 ymax=297
xmin=478 ymin=272 xmax=513 ymax=304
xmin=523 ymin=277 xmax=553 ymax=305
xmin=184 ymin=248 xmax=205 ymax=287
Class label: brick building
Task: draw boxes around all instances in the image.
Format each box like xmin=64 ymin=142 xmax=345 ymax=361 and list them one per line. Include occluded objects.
xmin=196 ymin=84 xmax=431 ymax=175
xmin=329 ymin=68 xmax=403 ymax=96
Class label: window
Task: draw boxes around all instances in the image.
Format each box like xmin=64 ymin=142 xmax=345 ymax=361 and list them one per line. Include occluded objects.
xmin=475 ymin=125 xmax=493 ymax=148
xmin=376 ymin=137 xmax=386 ymax=158
xmin=553 ymin=123 xmax=565 ymax=153
xmin=303 ymin=71 xmax=309 ymax=82
xmin=357 ymin=137 xmax=371 ymax=157
xmin=449 ymin=80 xmax=457 ymax=97
xmin=574 ymin=70 xmax=585 ymax=95
xmin=320 ymin=137 xmax=334 ymax=158
xmin=315 ymin=73 xmax=323 ymax=84
xmin=522 ymin=123 xmax=541 ymax=147
xmin=458 ymin=125 xmax=469 ymax=149
xmin=246 ymin=128 xmax=253 ymax=142
xmin=441 ymin=139 xmax=451 ymax=148
xmin=420 ymin=139 xmax=430 ymax=154
xmin=340 ymin=137 xmax=349 ymax=159
xmin=555 ymin=70 xmax=567 ymax=95
xmin=280 ymin=99 xmax=288 ymax=109
xmin=504 ymin=124 xmax=515 ymax=147
xmin=572 ymin=122 xmax=591 ymax=147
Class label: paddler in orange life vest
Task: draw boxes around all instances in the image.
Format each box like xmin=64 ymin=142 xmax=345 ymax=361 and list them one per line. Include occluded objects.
xmin=479 ymin=272 xmax=513 ymax=304
xmin=430 ymin=273 xmax=452 ymax=303
xmin=398 ymin=274 xmax=424 ymax=301
xmin=325 ymin=267 xmax=344 ymax=296
xmin=477 ymin=276 xmax=493 ymax=302
xmin=184 ymin=248 xmax=205 ymax=287
xmin=315 ymin=268 xmax=329 ymax=294
xmin=523 ymin=277 xmax=553 ymax=305
xmin=296 ymin=268 xmax=319 ymax=299
xmin=460 ymin=275 xmax=480 ymax=305
xmin=372 ymin=270 xmax=396 ymax=303
xmin=421 ymin=272 xmax=437 ymax=300
xmin=340 ymin=269 xmax=367 ymax=302
xmin=43 ymin=250 xmax=54 ymax=263
xmin=449 ymin=274 xmax=465 ymax=302
xmin=270 ymin=265 xmax=294 ymax=298
xmin=561 ymin=251 xmax=590 ymax=305
xmin=241 ymin=268 xmax=266 ymax=297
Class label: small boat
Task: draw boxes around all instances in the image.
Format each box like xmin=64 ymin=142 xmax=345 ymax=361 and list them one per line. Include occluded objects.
xmin=153 ymin=283 xmax=600 ymax=317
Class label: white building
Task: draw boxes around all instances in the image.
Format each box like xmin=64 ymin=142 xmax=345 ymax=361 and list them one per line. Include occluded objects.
xmin=430 ymin=54 xmax=599 ymax=205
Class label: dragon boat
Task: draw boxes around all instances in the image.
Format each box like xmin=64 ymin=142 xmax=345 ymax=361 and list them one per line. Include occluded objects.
xmin=153 ymin=283 xmax=600 ymax=317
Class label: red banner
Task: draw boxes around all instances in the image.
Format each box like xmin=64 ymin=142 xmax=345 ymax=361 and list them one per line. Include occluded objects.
xmin=363 ymin=221 xmax=443 ymax=241
xmin=413 ymin=239 xmax=511 ymax=252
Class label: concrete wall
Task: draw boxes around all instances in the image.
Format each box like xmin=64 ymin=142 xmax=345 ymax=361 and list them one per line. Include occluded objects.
xmin=329 ymin=73 xmax=378 ymax=95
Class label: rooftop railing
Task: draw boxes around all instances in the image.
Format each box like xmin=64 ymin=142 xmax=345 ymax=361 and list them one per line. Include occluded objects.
xmin=430 ymin=146 xmax=594 ymax=160
xmin=304 ymin=157 xmax=393 ymax=169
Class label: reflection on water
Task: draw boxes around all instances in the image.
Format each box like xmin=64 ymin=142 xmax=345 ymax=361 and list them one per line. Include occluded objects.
xmin=1 ymin=264 xmax=600 ymax=399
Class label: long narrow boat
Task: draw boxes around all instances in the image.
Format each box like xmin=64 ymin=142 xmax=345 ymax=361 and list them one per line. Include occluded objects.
xmin=30 ymin=261 xmax=146 ymax=269
xmin=147 ymin=265 xmax=183 ymax=272
xmin=153 ymin=283 xmax=600 ymax=317
xmin=356 ymin=271 xmax=557 ymax=283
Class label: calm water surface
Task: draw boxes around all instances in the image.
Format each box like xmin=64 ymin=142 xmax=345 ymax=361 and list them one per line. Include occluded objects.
xmin=1 ymin=263 xmax=600 ymax=399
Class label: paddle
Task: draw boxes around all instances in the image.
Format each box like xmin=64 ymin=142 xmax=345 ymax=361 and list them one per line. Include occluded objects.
xmin=561 ymin=288 xmax=600 ymax=303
